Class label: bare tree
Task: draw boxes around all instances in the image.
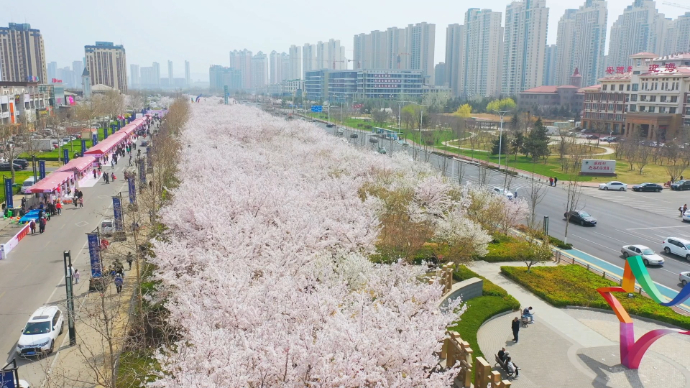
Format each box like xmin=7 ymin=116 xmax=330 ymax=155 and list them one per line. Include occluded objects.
xmin=634 ymin=143 xmax=652 ymax=175
xmin=563 ymin=178 xmax=583 ymax=245
xmin=526 ymin=175 xmax=548 ymax=228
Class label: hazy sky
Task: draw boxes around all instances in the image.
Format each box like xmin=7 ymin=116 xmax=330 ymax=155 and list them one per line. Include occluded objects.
xmin=2 ymin=0 xmax=688 ymax=81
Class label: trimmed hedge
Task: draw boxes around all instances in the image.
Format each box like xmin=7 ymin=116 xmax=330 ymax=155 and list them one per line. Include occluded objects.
xmin=449 ymin=266 xmax=520 ymax=369
xmin=501 ymin=265 xmax=690 ymax=330
xmin=481 ymin=234 xmax=528 ymax=262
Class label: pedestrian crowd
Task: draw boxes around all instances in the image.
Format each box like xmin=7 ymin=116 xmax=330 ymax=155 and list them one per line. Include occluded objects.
xmin=548 ymin=177 xmax=558 ymax=187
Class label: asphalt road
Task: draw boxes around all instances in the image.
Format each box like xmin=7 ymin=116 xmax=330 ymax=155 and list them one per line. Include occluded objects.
xmin=315 ymin=120 xmax=690 ymax=293
xmin=0 ymin=139 xmax=143 ymax=386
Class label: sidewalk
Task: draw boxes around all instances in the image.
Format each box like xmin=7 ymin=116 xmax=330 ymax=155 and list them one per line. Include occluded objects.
xmin=469 ymin=260 xmax=690 ymax=387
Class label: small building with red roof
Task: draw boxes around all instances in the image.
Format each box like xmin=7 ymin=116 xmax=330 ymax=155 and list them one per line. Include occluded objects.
xmin=517 ymin=68 xmax=585 ymax=114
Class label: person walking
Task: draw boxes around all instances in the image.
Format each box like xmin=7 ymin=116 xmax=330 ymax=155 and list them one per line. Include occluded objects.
xmin=73 ymin=269 xmax=80 ymax=284
xmin=56 ymin=200 xmax=62 ymax=215
xmin=93 ymin=169 xmax=97 ymax=179
xmin=680 ymin=206 xmax=685 ymax=217
xmin=549 ymin=177 xmax=553 ymax=186
xmin=38 ymin=216 xmax=46 ymax=234
xmin=114 ymin=274 xmax=124 ymax=293
xmin=29 ymin=219 xmax=36 ymax=234
xmin=554 ymin=177 xmax=558 ymax=186
xmin=684 ymin=204 xmax=688 ymax=215
xmin=79 ymin=197 xmax=84 ymax=208
xmin=512 ymin=317 xmax=520 ymax=343
xmin=126 ymin=252 xmax=134 ymax=270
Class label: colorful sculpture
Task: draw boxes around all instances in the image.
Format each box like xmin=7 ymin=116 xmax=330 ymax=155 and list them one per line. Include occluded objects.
xmin=597 ymin=256 xmax=690 ymax=368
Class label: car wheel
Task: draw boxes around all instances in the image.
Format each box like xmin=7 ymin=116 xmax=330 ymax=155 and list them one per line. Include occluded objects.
xmin=48 ymin=340 xmax=54 ymax=354
xmin=580 ymin=220 xmax=584 ymax=226
xmin=643 ymin=259 xmax=649 ymax=266
xmin=664 ymin=247 xmax=671 ymax=254
xmin=620 ymin=187 xmax=625 ymax=191
xmin=686 ymin=254 xmax=690 ymax=261
xmin=604 ymin=187 xmax=608 ymax=190
xmin=623 ymin=252 xmax=629 ymax=258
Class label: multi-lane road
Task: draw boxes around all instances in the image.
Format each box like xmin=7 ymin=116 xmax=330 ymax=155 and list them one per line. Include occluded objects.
xmin=315 ymin=120 xmax=690 ymax=293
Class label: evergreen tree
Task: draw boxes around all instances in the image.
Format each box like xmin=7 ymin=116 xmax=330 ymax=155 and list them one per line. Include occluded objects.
xmin=523 ymin=118 xmax=550 ymax=161
xmin=491 ymin=136 xmax=510 ymax=155
xmin=510 ymin=131 xmax=525 ymax=160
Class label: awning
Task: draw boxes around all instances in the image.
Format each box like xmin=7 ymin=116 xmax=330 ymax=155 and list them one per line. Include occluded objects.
xmin=84 ymin=132 xmax=128 ymax=155
xmin=27 ymin=171 xmax=74 ymax=193
xmin=57 ymin=155 xmax=96 ymax=173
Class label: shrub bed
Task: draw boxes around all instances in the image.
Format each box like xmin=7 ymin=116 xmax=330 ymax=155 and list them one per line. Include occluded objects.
xmin=481 ymin=234 xmax=528 ymax=262
xmin=449 ymin=266 xmax=520 ymax=369
xmin=501 ymin=265 xmax=690 ymax=329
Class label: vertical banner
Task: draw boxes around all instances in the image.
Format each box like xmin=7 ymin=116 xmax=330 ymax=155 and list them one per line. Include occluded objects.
xmin=4 ymin=178 xmax=13 ymax=209
xmin=81 ymin=139 xmax=87 ymax=156
xmin=112 ymin=196 xmax=123 ymax=231
xmin=92 ymin=133 xmax=98 ymax=146
xmin=139 ymin=157 xmax=147 ymax=185
xmin=63 ymin=148 xmax=69 ymax=165
xmin=117 ymin=120 xmax=122 ymax=130
xmin=103 ymin=126 xmax=108 ymax=139
xmin=39 ymin=160 xmax=46 ymax=179
xmin=128 ymin=177 xmax=136 ymax=204
xmin=0 ymin=369 xmax=17 ymax=388
xmin=87 ymin=232 xmax=102 ymax=277
xmin=110 ymin=124 xmax=116 ymax=135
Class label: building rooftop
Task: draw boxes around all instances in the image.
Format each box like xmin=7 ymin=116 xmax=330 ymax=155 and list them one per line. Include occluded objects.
xmin=640 ymin=67 xmax=690 ymax=76
xmin=521 ymin=85 xmax=582 ymax=93
xmin=631 ymin=52 xmax=657 ymax=58
xmin=598 ymin=72 xmax=632 ymax=81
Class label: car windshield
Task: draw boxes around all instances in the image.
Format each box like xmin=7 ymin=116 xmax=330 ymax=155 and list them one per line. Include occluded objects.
xmin=579 ymin=212 xmax=590 ymax=217
xmin=685 ymin=245 xmax=690 ymax=250
xmin=641 ymin=249 xmax=655 ymax=255
xmin=23 ymin=321 xmax=51 ymax=334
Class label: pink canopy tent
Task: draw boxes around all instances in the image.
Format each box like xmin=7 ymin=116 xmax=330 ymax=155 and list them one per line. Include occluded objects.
xmin=84 ymin=132 xmax=128 ymax=156
xmin=27 ymin=171 xmax=74 ymax=193
xmin=57 ymin=155 xmax=96 ymax=173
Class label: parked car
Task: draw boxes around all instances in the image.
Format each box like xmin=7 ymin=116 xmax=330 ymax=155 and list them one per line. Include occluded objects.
xmin=671 ymin=180 xmax=690 ymax=191
xmin=326 ymin=123 xmax=335 ymax=128
xmin=492 ymin=187 xmax=514 ymax=200
xmin=350 ymin=133 xmax=359 ymax=138
xmin=21 ymin=177 xmax=37 ymax=194
xmin=336 ymin=128 xmax=344 ymax=135
xmin=13 ymin=159 xmax=28 ymax=169
xmin=564 ymin=210 xmax=597 ymax=226
xmin=598 ymin=181 xmax=627 ymax=191
xmin=586 ymin=135 xmax=599 ymax=139
xmin=632 ymin=183 xmax=663 ymax=192
xmin=680 ymin=271 xmax=690 ymax=286
xmin=16 ymin=306 xmax=64 ymax=357
xmin=682 ymin=211 xmax=690 ymax=222
xmin=0 ymin=162 xmax=24 ymax=171
xmin=662 ymin=237 xmax=690 ymax=260
xmin=620 ymin=245 xmax=664 ymax=266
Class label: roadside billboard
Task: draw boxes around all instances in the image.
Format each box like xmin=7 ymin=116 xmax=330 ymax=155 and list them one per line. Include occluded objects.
xmin=581 ymin=159 xmax=616 ymax=175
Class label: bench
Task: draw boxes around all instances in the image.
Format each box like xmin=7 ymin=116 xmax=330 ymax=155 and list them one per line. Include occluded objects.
xmin=494 ymin=354 xmax=517 ymax=378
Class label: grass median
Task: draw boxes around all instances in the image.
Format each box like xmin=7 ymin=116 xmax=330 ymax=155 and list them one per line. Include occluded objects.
xmin=501 ymin=265 xmax=690 ymax=329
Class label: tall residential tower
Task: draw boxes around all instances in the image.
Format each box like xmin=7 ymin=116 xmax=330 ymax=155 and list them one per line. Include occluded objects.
xmin=84 ymin=41 xmax=127 ymax=93
xmin=607 ymin=0 xmax=667 ymax=68
xmin=0 ymin=23 xmax=47 ymax=82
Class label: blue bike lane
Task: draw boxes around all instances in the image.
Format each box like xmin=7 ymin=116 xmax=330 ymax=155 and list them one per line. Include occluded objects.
xmin=558 ymin=247 xmax=690 ymax=312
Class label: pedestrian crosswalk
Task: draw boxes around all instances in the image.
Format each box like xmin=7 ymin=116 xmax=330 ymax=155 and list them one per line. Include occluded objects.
xmin=584 ymin=188 xmax=685 ymax=219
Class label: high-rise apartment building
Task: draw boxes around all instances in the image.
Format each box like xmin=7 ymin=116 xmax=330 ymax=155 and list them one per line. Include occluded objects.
xmin=607 ymin=0 xmax=667 ymax=69
xmin=251 ymin=51 xmax=268 ymax=89
xmin=47 ymin=62 xmax=57 ymax=82
xmin=229 ymin=49 xmax=253 ymax=89
xmin=555 ymin=1 xmax=607 ymax=88
xmin=168 ymin=60 xmax=173 ymax=82
xmin=84 ymin=41 xmax=127 ymax=93
xmin=281 ymin=53 xmax=290 ymax=83
xmin=502 ymin=0 xmax=549 ymax=96
xmin=209 ymin=65 xmax=242 ymax=92
xmin=302 ymin=43 xmax=316 ymax=78
xmin=289 ymin=45 xmax=301 ymax=79
xmin=130 ymin=64 xmax=140 ymax=88
xmin=73 ymin=60 xmax=84 ymax=87
xmin=446 ymin=9 xmax=503 ymax=97
xmin=407 ymin=22 xmax=436 ymax=85
xmin=269 ymin=51 xmax=282 ymax=84
xmin=0 ymin=23 xmax=47 ymax=82
xmin=316 ymin=39 xmax=346 ymax=70
xmin=542 ymin=45 xmax=558 ymax=86
xmin=435 ymin=62 xmax=446 ymax=87
xmin=663 ymin=12 xmax=690 ymax=56
xmin=185 ymin=61 xmax=190 ymax=87
xmin=353 ymin=30 xmax=388 ymax=69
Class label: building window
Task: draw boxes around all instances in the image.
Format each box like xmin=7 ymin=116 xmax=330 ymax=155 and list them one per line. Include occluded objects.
xmin=627 ymin=84 xmax=631 ymax=91
xmin=632 ymin=84 xmax=639 ymax=91
xmin=640 ymin=95 xmax=647 ymax=101
xmin=648 ymin=106 xmax=655 ymax=113
xmin=609 ymin=104 xmax=614 ymax=110
xmin=649 ymin=95 xmax=656 ymax=102
xmin=602 ymin=85 xmax=607 ymax=91
xmin=630 ymin=104 xmax=636 ymax=112
xmin=670 ymin=107 xmax=676 ymax=114
xmin=631 ymin=95 xmax=637 ymax=101
xmin=640 ymin=106 xmax=646 ymax=112
xmin=661 ymin=96 xmax=666 ymax=102
xmin=619 ymin=85 xmax=623 ymax=91
xmin=660 ymin=107 xmax=666 ymax=113
xmin=671 ymin=96 xmax=678 ymax=103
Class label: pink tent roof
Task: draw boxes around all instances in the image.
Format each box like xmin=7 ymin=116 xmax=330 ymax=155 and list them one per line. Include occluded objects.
xmin=27 ymin=171 xmax=74 ymax=193
xmin=57 ymin=155 xmax=96 ymax=173
xmin=84 ymin=132 xmax=128 ymax=155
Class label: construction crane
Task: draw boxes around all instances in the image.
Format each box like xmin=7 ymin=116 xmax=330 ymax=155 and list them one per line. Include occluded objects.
xmin=663 ymin=2 xmax=690 ymax=10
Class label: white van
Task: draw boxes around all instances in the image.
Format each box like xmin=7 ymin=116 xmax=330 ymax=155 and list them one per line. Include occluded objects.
xmin=21 ymin=176 xmax=37 ymax=194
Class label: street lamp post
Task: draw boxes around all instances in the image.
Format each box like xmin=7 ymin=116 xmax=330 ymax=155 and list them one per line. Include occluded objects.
xmin=63 ymin=250 xmax=76 ymax=345
xmin=494 ymin=110 xmax=510 ymax=180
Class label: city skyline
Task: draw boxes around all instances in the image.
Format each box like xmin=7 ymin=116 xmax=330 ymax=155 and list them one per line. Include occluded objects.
xmin=2 ymin=0 xmax=689 ymax=73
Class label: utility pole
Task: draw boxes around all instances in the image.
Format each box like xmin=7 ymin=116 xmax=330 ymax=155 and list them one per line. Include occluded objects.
xmin=494 ymin=110 xmax=510 ymax=188
xmin=63 ymin=250 xmax=76 ymax=345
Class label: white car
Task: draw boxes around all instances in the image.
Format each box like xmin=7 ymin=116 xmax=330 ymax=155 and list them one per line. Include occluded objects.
xmin=662 ymin=237 xmax=690 ymax=260
xmin=492 ymin=187 xmax=514 ymax=200
xmin=680 ymin=271 xmax=690 ymax=286
xmin=16 ymin=306 xmax=63 ymax=357
xmin=621 ymin=245 xmax=664 ymax=266
xmin=683 ymin=211 xmax=690 ymax=223
xmin=599 ymin=181 xmax=628 ymax=191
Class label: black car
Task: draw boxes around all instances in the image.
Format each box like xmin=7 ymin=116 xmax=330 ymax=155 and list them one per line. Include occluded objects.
xmin=350 ymin=133 xmax=358 ymax=138
xmin=12 ymin=159 xmax=28 ymax=169
xmin=632 ymin=183 xmax=663 ymax=192
xmin=671 ymin=180 xmax=690 ymax=191
xmin=326 ymin=123 xmax=335 ymax=128
xmin=0 ymin=163 xmax=23 ymax=171
xmin=564 ymin=210 xmax=597 ymax=226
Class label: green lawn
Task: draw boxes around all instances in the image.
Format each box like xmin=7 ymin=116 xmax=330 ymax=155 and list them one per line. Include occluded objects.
xmin=0 ymin=170 xmax=37 ymax=204
xmin=19 ymin=128 xmax=112 ymax=161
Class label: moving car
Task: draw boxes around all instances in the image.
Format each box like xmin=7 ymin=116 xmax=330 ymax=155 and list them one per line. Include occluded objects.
xmin=598 ymin=181 xmax=627 ymax=191
xmin=16 ymin=306 xmax=64 ymax=357
xmin=326 ymin=123 xmax=335 ymax=128
xmin=620 ymin=245 xmax=665 ymax=266
xmin=680 ymin=271 xmax=690 ymax=286
xmin=0 ymin=162 xmax=24 ymax=171
xmin=631 ymin=183 xmax=663 ymax=192
xmin=683 ymin=211 xmax=690 ymax=222
xmin=564 ymin=210 xmax=597 ymax=226
xmin=492 ymin=187 xmax=514 ymax=200
xmin=671 ymin=180 xmax=690 ymax=191
xmin=350 ymin=133 xmax=358 ymax=138
xmin=662 ymin=237 xmax=690 ymax=260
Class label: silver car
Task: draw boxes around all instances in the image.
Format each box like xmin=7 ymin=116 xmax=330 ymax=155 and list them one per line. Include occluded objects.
xmin=621 ymin=244 xmax=665 ymax=266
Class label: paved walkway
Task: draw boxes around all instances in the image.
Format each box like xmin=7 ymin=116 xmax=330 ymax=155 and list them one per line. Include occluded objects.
xmin=469 ymin=261 xmax=690 ymax=387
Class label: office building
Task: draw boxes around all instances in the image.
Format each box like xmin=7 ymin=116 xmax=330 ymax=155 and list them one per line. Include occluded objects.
xmin=607 ymin=0 xmax=667 ymax=69
xmin=502 ymin=0 xmax=549 ymax=95
xmin=130 ymin=64 xmax=140 ymax=88
xmin=543 ymin=44 xmax=558 ymax=86
xmin=304 ymin=69 xmax=426 ymax=102
xmin=435 ymin=62 xmax=446 ymax=87
xmin=554 ymin=0 xmax=607 ymax=87
xmin=229 ymin=49 xmax=253 ymax=89
xmin=47 ymin=62 xmax=57 ymax=82
xmin=445 ymin=9 xmax=503 ymax=98
xmin=518 ymin=68 xmax=584 ymax=113
xmin=72 ymin=61 xmax=84 ymax=87
xmin=185 ymin=61 xmax=191 ymax=87
xmin=84 ymin=41 xmax=127 ymax=93
xmin=302 ymin=43 xmax=317 ymax=78
xmin=209 ymin=65 xmax=242 ymax=92
xmin=0 ymin=23 xmax=47 ymax=83
xmin=0 ymin=81 xmax=51 ymax=124
xmin=251 ymin=51 xmax=268 ymax=89
xmin=57 ymin=67 xmax=75 ymax=87
xmin=289 ymin=45 xmax=301 ymax=80
xmin=316 ymin=39 xmax=346 ymax=70
xmin=281 ymin=79 xmax=304 ymax=97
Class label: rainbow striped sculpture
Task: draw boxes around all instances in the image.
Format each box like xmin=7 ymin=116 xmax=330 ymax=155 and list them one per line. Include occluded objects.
xmin=597 ymin=256 xmax=690 ymax=369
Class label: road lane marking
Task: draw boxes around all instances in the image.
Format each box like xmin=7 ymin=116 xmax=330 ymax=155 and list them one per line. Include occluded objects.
xmin=626 ymin=225 xmax=690 ymax=230
xmin=21 ymin=263 xmax=30 ymax=273
xmin=0 ymin=291 xmax=5 ymax=301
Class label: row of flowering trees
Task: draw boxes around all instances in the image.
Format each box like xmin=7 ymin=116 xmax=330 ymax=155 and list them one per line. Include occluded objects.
xmin=149 ymin=102 xmax=526 ymax=386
